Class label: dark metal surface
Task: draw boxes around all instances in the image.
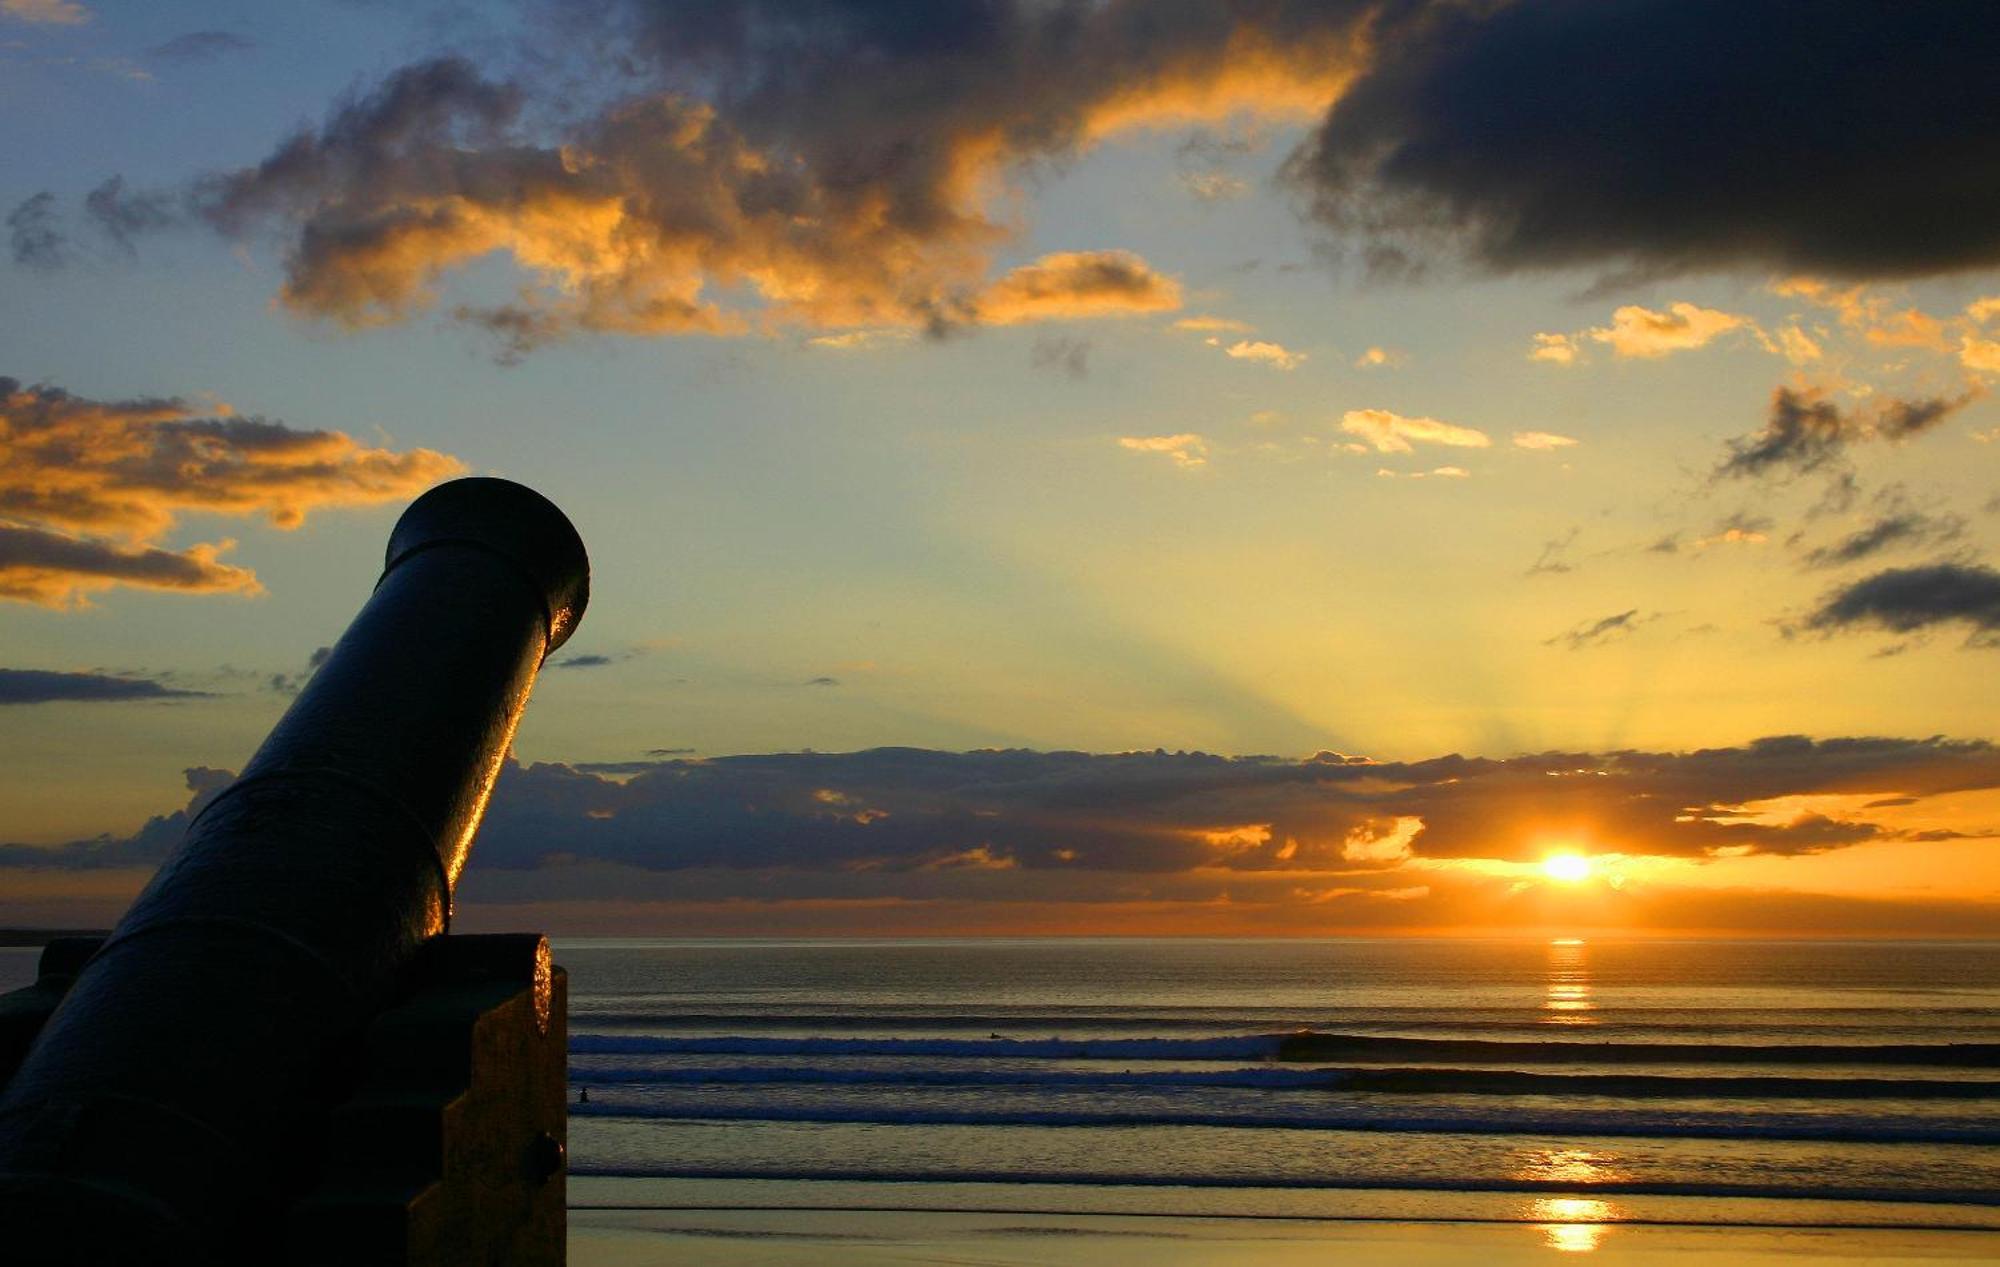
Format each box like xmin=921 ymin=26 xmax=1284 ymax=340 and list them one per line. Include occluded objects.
xmin=0 ymin=478 xmax=587 ymax=1264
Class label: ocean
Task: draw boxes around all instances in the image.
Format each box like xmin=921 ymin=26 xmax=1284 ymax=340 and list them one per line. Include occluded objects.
xmin=558 ymin=937 xmax=2000 ymax=1237
xmin=4 ymin=936 xmax=1995 ymax=1244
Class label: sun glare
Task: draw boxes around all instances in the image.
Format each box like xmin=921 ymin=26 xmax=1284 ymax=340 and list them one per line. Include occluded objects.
xmin=1542 ymin=852 xmax=1594 ymax=884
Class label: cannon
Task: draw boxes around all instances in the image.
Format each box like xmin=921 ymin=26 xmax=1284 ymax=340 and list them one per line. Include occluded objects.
xmin=0 ymin=477 xmax=587 ymax=1264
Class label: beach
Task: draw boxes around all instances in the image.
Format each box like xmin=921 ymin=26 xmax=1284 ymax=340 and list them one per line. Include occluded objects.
xmin=570 ymin=1198 xmax=1998 ymax=1265
xmin=558 ymin=937 xmax=1999 ymax=1259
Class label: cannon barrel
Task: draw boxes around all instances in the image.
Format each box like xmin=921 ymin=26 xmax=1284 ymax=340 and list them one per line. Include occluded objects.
xmin=0 ymin=477 xmax=587 ymax=1262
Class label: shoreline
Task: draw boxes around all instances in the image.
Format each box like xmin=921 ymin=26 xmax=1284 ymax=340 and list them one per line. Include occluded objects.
xmin=569 ymin=1206 xmax=2000 ymax=1265
xmin=567 ymin=1177 xmax=2000 ymax=1233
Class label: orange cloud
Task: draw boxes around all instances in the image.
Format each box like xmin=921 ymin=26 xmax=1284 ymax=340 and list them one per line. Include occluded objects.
xmin=1118 ymin=433 xmax=1207 ymax=469
xmin=0 ymin=523 xmax=259 ymax=608
xmin=1512 ymin=431 xmax=1578 ymax=450
xmin=1528 ymin=332 xmax=1580 ymax=365
xmin=2 ymin=0 xmax=89 ymax=25
xmin=1222 ymin=339 xmax=1305 ymax=370
xmin=1589 ymin=302 xmax=1750 ymax=359
xmin=1341 ymin=408 xmax=1490 ymax=453
xmin=0 ymin=375 xmax=462 ymax=606
xmin=976 ymin=251 xmax=1182 ymax=325
xmin=176 ymin=4 xmax=1375 ymax=355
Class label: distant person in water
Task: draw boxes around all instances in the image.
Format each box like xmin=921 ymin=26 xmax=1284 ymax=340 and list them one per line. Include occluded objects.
xmin=578 ymin=1087 xmax=589 ymax=1104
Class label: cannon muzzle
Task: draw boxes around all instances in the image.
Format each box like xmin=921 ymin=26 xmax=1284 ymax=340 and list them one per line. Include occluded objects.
xmin=0 ymin=477 xmax=587 ymax=1263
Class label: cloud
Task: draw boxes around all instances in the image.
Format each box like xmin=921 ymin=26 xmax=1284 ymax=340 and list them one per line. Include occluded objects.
xmin=1511 ymin=431 xmax=1577 ymax=451
xmin=1589 ymin=303 xmax=1749 ymax=358
xmin=1340 ymin=408 xmax=1489 ymax=454
xmin=1798 ymin=562 xmax=2000 ymax=647
xmin=1799 ymin=511 xmax=1964 ymax=570
xmin=1962 ymin=336 xmax=2000 ymax=375
xmin=1692 ymin=511 xmax=1770 ymax=549
xmin=71 ymin=5 xmax=1367 ymax=351
xmin=1179 ymin=171 xmax=1249 ymax=201
xmin=807 ymin=329 xmax=914 ymax=352
xmin=1524 ymin=527 xmax=1578 ymax=577
xmin=1531 ymin=302 xmax=1752 ymax=365
xmin=20 ymin=738 xmax=1995 ymax=895
xmin=1716 ymin=385 xmax=1979 ymax=480
xmin=974 ymin=251 xmax=1182 ymax=326
xmin=556 ymin=654 xmax=616 ymax=670
xmin=804 ymin=676 xmax=841 ymax=687
xmin=84 ymin=177 xmax=175 ymax=254
xmin=1353 ymin=346 xmax=1402 ymax=369
xmin=1528 ymin=333 xmax=1579 ymax=365
xmin=147 ymin=31 xmax=253 ymax=63
xmin=1290 ymin=1 xmax=2000 ymax=280
xmin=1 ymin=0 xmax=88 ymax=26
xmin=1770 ymin=325 xmax=1823 ymax=365
xmin=0 ymin=375 xmax=462 ymax=606
xmin=1 ymin=767 xmax=230 ymax=872
xmin=267 ymin=645 xmax=333 ymax=695
xmin=1544 ymin=609 xmax=1655 ymax=651
xmin=7 ymin=192 xmax=64 ymax=270
xmin=1172 ymin=316 xmax=1253 ymax=334
xmin=1118 ymin=434 xmax=1207 ymax=469
xmin=1222 ymin=339 xmax=1304 ymax=370
xmin=0 ymin=521 xmax=259 ymax=606
xmin=0 ymin=668 xmax=209 ymax=705
xmin=1030 ymin=333 xmax=1090 ymax=380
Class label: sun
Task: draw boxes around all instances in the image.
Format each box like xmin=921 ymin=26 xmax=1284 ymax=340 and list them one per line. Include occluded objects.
xmin=1542 ymin=852 xmax=1594 ymax=883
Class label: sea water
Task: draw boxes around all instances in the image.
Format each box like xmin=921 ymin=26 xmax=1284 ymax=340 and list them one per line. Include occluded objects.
xmin=559 ymin=938 xmax=2000 ymax=1231
xmin=4 ymin=937 xmax=1994 ymax=1233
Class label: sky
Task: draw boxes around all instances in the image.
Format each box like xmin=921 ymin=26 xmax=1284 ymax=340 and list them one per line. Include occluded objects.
xmin=3 ymin=0 xmax=1999 ymax=937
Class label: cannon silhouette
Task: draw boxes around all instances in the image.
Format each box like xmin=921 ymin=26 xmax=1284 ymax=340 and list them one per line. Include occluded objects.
xmin=0 ymin=478 xmax=587 ymax=1264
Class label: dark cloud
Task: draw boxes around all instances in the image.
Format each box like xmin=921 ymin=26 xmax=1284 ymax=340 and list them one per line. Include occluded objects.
xmin=7 ymin=192 xmax=64 ymax=271
xmin=1524 ymin=526 xmax=1577 ymax=576
xmin=1544 ymin=609 xmax=1653 ymax=651
xmin=0 ymin=669 xmax=209 ymax=705
xmin=1291 ymin=1 xmax=2000 ymax=281
xmin=15 ymin=737 xmax=1988 ymax=882
xmin=84 ymin=176 xmax=175 ymax=253
xmin=556 ymin=653 xmax=615 ymax=669
xmin=1798 ymin=562 xmax=2000 ymax=647
xmin=646 ymin=747 xmax=696 ymax=756
xmin=0 ymin=768 xmax=231 ymax=870
xmin=21 ymin=0 xmax=2000 ymax=345
xmin=1800 ymin=511 xmax=1963 ymax=570
xmin=147 ymin=31 xmax=256 ymax=63
xmin=268 ymin=645 xmax=334 ymax=695
xmin=1030 ymin=333 xmax=1090 ymax=380
xmin=804 ymin=676 xmax=840 ymax=687
xmin=1717 ymin=386 xmax=1977 ymax=481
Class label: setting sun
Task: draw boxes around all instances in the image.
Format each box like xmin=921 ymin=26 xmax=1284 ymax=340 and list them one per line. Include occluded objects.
xmin=1542 ymin=852 xmax=1595 ymax=884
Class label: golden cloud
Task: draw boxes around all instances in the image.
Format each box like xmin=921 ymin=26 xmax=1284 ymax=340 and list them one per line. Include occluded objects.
xmin=1340 ymin=408 xmax=1490 ymax=454
xmin=1588 ymin=302 xmax=1749 ymax=358
xmin=975 ymin=251 xmax=1182 ymax=325
xmin=1223 ymin=339 xmax=1305 ymax=370
xmin=0 ymin=375 xmax=462 ymax=607
xmin=181 ymin=5 xmax=1375 ymax=355
xmin=1118 ymin=433 xmax=1208 ymax=469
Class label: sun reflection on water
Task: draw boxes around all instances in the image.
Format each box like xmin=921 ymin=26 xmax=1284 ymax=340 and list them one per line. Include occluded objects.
xmin=1513 ymin=1148 xmax=1626 ymax=1253
xmin=1529 ymin=1198 xmax=1616 ymax=1253
xmin=1543 ymin=937 xmax=1596 ymax=1024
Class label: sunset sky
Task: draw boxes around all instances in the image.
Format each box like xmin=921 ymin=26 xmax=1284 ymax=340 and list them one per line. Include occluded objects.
xmin=4 ymin=0 xmax=1998 ymax=935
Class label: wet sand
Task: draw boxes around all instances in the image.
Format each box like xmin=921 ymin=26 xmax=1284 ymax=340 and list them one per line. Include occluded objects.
xmin=571 ymin=1206 xmax=1998 ymax=1265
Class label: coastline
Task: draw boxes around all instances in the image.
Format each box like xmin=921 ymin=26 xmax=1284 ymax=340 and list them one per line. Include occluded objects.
xmin=569 ymin=1205 xmax=2000 ymax=1265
